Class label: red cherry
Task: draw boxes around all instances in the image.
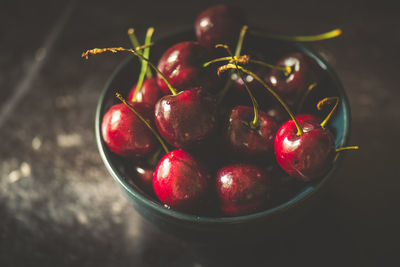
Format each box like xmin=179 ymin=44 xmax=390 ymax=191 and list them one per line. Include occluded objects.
xmin=126 ymin=163 xmax=154 ymax=195
xmin=265 ymin=52 xmax=321 ymax=107
xmin=128 ymin=77 xmax=163 ymax=107
xmin=154 ymin=87 xmax=217 ymax=149
xmin=156 ymin=41 xmax=219 ymax=94
xmin=153 ymin=150 xmax=211 ymax=213
xmin=101 ymin=102 xmax=158 ymax=157
xmin=195 ymin=4 xmax=246 ymax=50
xmin=216 ymin=164 xmax=271 ymax=216
xmin=225 ymin=105 xmax=279 ymax=159
xmin=274 ymin=115 xmax=335 ymax=181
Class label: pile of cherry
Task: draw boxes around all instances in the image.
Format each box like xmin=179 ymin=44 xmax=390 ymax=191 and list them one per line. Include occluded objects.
xmin=83 ymin=5 xmax=357 ymax=217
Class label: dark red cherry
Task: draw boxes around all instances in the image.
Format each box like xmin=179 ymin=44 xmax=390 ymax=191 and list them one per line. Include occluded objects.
xmin=101 ymin=102 xmax=158 ymax=157
xmin=127 ymin=77 xmax=163 ymax=107
xmin=153 ymin=150 xmax=211 ymax=213
xmin=154 ymin=87 xmax=217 ymax=149
xmin=274 ymin=115 xmax=335 ymax=182
xmin=265 ymin=52 xmax=321 ymax=107
xmin=216 ymin=164 xmax=271 ymax=216
xmin=156 ymin=41 xmax=219 ymax=94
xmin=225 ymin=106 xmax=279 ymax=159
xmin=126 ymin=163 xmax=154 ymax=195
xmin=195 ymin=4 xmax=246 ymax=50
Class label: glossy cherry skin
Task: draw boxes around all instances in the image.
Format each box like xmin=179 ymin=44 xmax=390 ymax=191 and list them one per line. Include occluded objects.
xmin=216 ymin=164 xmax=271 ymax=216
xmin=274 ymin=115 xmax=335 ymax=181
xmin=127 ymin=77 xmax=163 ymax=107
xmin=101 ymin=102 xmax=158 ymax=157
xmin=154 ymin=87 xmax=217 ymax=149
xmin=265 ymin=52 xmax=321 ymax=107
xmin=156 ymin=41 xmax=219 ymax=94
xmin=153 ymin=150 xmax=211 ymax=213
xmin=195 ymin=4 xmax=246 ymax=50
xmin=225 ymin=106 xmax=279 ymax=159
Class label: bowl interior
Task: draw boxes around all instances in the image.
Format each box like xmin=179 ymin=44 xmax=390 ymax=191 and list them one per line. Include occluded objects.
xmin=95 ymin=27 xmax=350 ymax=224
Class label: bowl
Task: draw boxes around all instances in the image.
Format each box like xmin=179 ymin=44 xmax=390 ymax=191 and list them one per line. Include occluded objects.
xmin=95 ymin=27 xmax=350 ymax=244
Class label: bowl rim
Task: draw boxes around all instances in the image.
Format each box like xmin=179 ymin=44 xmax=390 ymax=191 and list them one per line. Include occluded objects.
xmin=95 ymin=27 xmax=350 ymax=224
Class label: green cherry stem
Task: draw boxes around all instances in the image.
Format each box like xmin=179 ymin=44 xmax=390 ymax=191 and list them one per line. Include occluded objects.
xmin=250 ymin=59 xmax=291 ymax=76
xmin=115 ymin=92 xmax=169 ymax=154
xmin=148 ymin=147 xmax=163 ymax=166
xmin=317 ymin=97 xmax=339 ymax=129
xmin=336 ymin=146 xmax=359 ymax=152
xmin=132 ymin=27 xmax=154 ymax=102
xmin=220 ymin=63 xmax=304 ymax=135
xmin=250 ymin=28 xmax=342 ymax=42
xmin=204 ymin=56 xmax=289 ymax=75
xmin=297 ymin=82 xmax=318 ymax=113
xmin=82 ymin=47 xmax=177 ymax=95
xmin=127 ymin=28 xmax=152 ymax=79
xmin=217 ymin=25 xmax=248 ymax=103
xmin=218 ymin=44 xmax=260 ymax=128
xmin=203 ymin=55 xmax=249 ymax=67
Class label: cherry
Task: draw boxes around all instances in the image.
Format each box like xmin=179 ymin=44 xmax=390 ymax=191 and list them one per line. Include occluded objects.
xmin=101 ymin=102 xmax=158 ymax=157
xmin=128 ymin=77 xmax=163 ymax=107
xmin=126 ymin=163 xmax=155 ymax=195
xmin=156 ymin=41 xmax=219 ymax=94
xmin=216 ymin=164 xmax=271 ymax=216
xmin=225 ymin=106 xmax=278 ymax=159
xmin=274 ymin=115 xmax=335 ymax=181
xmin=265 ymin=52 xmax=322 ymax=107
xmin=154 ymin=87 xmax=217 ymax=149
xmin=195 ymin=4 xmax=246 ymax=50
xmin=153 ymin=150 xmax=211 ymax=213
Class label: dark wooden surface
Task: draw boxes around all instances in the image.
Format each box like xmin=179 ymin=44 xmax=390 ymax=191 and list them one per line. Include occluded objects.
xmin=1 ymin=0 xmax=398 ymax=266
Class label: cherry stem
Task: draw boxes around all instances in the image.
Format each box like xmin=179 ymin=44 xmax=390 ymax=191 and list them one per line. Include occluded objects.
xmin=115 ymin=92 xmax=169 ymax=154
xmin=250 ymin=59 xmax=291 ymax=76
xmin=82 ymin=47 xmax=177 ymax=95
xmin=203 ymin=55 xmax=250 ymax=67
xmin=217 ymin=44 xmax=260 ymax=128
xmin=336 ymin=146 xmax=359 ymax=152
xmin=297 ymin=82 xmax=317 ymax=113
xmin=148 ymin=147 xmax=163 ymax=166
xmin=127 ymin=28 xmax=152 ymax=79
xmin=317 ymin=97 xmax=339 ymax=129
xmin=217 ymin=25 xmax=248 ymax=103
xmin=204 ymin=56 xmax=289 ymax=75
xmin=250 ymin=28 xmax=342 ymax=42
xmin=220 ymin=64 xmax=304 ymax=135
xmin=132 ymin=27 xmax=154 ymax=102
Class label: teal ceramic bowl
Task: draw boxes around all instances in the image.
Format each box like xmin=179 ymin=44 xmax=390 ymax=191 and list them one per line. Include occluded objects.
xmin=95 ymin=28 xmax=350 ymax=244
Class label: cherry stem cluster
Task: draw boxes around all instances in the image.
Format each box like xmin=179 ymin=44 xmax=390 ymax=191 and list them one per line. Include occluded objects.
xmin=217 ymin=44 xmax=260 ymax=128
xmin=250 ymin=28 xmax=342 ymax=42
xmin=82 ymin=47 xmax=177 ymax=95
xmin=217 ymin=25 xmax=248 ymax=103
xmin=115 ymin=92 xmax=169 ymax=154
